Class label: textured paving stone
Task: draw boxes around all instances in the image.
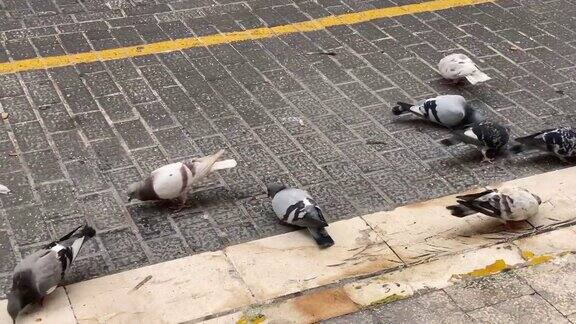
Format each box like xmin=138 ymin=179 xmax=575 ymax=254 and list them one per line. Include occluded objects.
xmin=1 ymin=0 xmax=576 ymax=295
xmin=371 ymin=290 xmax=471 ymax=323
xmin=468 ymin=293 xmax=570 ymax=323
xmin=444 ymin=272 xmax=534 ymax=311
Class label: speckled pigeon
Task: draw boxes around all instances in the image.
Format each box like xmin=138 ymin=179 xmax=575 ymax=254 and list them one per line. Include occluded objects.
xmin=440 ymin=121 xmax=510 ymax=162
xmin=510 ymin=127 xmax=576 ymax=162
xmin=7 ymin=225 xmax=96 ymax=323
xmin=438 ymin=53 xmax=491 ymax=85
xmin=392 ymin=95 xmax=484 ymax=129
xmin=127 ymin=149 xmax=237 ymax=208
xmin=447 ymin=187 xmax=541 ymax=223
xmin=267 ymin=183 xmax=334 ymax=248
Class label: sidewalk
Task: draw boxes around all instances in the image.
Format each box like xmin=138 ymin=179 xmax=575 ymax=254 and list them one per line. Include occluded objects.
xmin=326 ymin=252 xmax=576 ymax=323
xmin=1 ymin=167 xmax=575 ymax=323
xmin=2 ymin=0 xmax=576 ymax=294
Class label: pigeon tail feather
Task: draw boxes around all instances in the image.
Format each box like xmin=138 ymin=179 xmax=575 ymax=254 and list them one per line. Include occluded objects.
xmin=446 ymin=204 xmax=476 ymax=217
xmin=76 ymin=225 xmax=96 ymax=239
xmin=465 ymin=70 xmax=491 ymax=85
xmin=392 ymin=101 xmax=412 ymax=115
xmin=308 ymin=227 xmax=334 ymax=248
xmin=211 ymin=159 xmax=237 ymax=171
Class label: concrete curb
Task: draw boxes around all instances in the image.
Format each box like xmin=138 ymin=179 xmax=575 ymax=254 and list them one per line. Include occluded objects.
xmin=2 ymin=167 xmax=576 ymax=323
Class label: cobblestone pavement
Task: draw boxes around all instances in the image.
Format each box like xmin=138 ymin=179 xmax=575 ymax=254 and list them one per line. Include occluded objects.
xmin=324 ymin=253 xmax=576 ymax=323
xmin=0 ymin=0 xmax=576 ymax=296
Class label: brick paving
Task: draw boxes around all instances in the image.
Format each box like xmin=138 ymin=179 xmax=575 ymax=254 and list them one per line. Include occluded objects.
xmin=0 ymin=0 xmax=576 ymax=297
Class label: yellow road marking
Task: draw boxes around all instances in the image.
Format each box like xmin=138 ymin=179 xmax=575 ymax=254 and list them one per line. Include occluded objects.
xmin=0 ymin=0 xmax=491 ymax=74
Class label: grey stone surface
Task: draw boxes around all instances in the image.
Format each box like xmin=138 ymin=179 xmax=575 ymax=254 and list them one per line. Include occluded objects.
xmin=517 ymin=254 xmax=576 ymax=316
xmin=468 ymin=294 xmax=570 ymax=323
xmin=371 ymin=290 xmax=471 ymax=324
xmin=0 ymin=0 xmax=575 ymax=296
xmin=444 ymin=271 xmax=535 ymax=311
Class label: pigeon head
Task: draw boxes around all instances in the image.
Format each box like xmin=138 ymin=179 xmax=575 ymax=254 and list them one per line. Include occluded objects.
xmin=7 ymin=291 xmax=21 ymax=323
xmin=127 ymin=181 xmax=143 ymax=202
xmin=266 ymin=183 xmax=287 ymax=198
xmin=8 ymin=273 xmax=40 ymax=323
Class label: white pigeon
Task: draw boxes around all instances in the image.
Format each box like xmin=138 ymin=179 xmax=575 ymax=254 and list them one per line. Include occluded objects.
xmin=438 ymin=53 xmax=491 ymax=85
xmin=127 ymin=149 xmax=237 ymax=208
xmin=267 ymin=183 xmax=334 ymax=248
xmin=0 ymin=184 xmax=9 ymax=194
xmin=7 ymin=225 xmax=96 ymax=323
xmin=446 ymin=187 xmax=541 ymax=223
xmin=392 ymin=95 xmax=484 ymax=129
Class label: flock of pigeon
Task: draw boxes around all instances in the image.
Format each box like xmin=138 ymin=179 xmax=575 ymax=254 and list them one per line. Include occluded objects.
xmin=5 ymin=53 xmax=576 ymax=322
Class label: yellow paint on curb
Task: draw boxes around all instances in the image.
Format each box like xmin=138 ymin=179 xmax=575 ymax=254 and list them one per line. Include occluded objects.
xmin=521 ymin=250 xmax=553 ymax=266
xmin=467 ymin=259 xmax=508 ymax=277
xmin=0 ymin=0 xmax=492 ymax=74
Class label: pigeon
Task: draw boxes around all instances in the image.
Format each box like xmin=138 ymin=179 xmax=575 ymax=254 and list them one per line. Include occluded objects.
xmin=510 ymin=127 xmax=576 ymax=162
xmin=446 ymin=187 xmax=541 ymax=223
xmin=127 ymin=149 xmax=237 ymax=208
xmin=438 ymin=53 xmax=491 ymax=85
xmin=0 ymin=184 xmax=9 ymax=194
xmin=440 ymin=121 xmax=510 ymax=162
xmin=392 ymin=95 xmax=484 ymax=129
xmin=7 ymin=225 xmax=96 ymax=323
xmin=267 ymin=183 xmax=334 ymax=248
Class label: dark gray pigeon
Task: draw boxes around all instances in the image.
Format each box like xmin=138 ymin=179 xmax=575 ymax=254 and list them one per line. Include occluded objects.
xmin=392 ymin=95 xmax=484 ymax=129
xmin=441 ymin=121 xmax=510 ymax=162
xmin=447 ymin=187 xmax=541 ymax=223
xmin=510 ymin=127 xmax=576 ymax=162
xmin=7 ymin=225 xmax=96 ymax=323
xmin=267 ymin=183 xmax=334 ymax=248
xmin=127 ymin=149 xmax=236 ymax=209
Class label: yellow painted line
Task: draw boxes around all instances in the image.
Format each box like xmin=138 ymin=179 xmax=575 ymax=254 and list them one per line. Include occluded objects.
xmin=0 ymin=0 xmax=491 ymax=74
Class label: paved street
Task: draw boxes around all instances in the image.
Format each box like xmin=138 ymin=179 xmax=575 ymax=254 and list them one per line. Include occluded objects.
xmin=0 ymin=0 xmax=575 ymax=297
xmin=325 ymin=253 xmax=576 ymax=323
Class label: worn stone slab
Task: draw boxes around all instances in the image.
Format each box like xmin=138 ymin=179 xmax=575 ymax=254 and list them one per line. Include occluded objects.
xmin=370 ymin=290 xmax=471 ymax=324
xmin=342 ymin=244 xmax=526 ymax=307
xmin=467 ymin=294 xmax=570 ymax=323
xmin=0 ymin=288 xmax=75 ymax=324
xmin=362 ymin=193 xmax=532 ymax=264
xmin=225 ymin=217 xmax=403 ymax=301
xmin=514 ymin=227 xmax=576 ymax=256
xmin=444 ymin=271 xmax=534 ymax=311
xmin=66 ymin=251 xmax=253 ymax=324
xmin=516 ymin=254 xmax=576 ymax=316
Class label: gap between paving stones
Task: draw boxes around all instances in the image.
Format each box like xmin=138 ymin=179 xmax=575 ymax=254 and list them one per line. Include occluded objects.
xmin=1 ymin=166 xmax=575 ymax=323
xmin=0 ymin=0 xmax=491 ymax=74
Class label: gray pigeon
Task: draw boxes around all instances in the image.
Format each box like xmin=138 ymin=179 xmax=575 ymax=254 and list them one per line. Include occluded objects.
xmin=440 ymin=121 xmax=510 ymax=162
xmin=511 ymin=127 xmax=576 ymax=162
xmin=7 ymin=225 xmax=96 ymax=323
xmin=447 ymin=187 xmax=541 ymax=223
xmin=267 ymin=183 xmax=334 ymax=248
xmin=127 ymin=149 xmax=237 ymax=208
xmin=392 ymin=95 xmax=484 ymax=129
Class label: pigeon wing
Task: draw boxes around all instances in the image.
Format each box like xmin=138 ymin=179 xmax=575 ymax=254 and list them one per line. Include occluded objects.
xmin=455 ymin=189 xmax=495 ymax=201
xmin=457 ymin=195 xmax=502 ymax=218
